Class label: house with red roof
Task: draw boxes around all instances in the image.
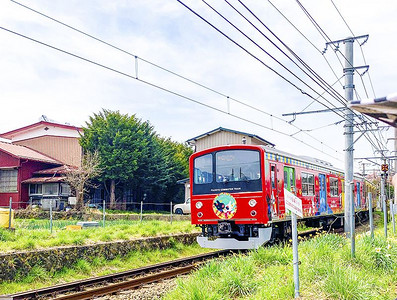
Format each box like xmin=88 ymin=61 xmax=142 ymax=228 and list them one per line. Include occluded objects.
xmin=0 ymin=117 xmax=83 ymax=209
xmin=0 ymin=141 xmax=62 ymax=208
xmin=0 ymin=117 xmax=83 ymax=167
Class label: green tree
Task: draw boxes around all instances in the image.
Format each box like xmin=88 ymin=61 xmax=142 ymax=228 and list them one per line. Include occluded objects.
xmin=80 ymin=110 xmax=154 ymax=208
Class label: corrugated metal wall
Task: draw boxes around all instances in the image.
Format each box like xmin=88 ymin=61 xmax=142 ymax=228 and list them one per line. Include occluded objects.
xmin=195 ymin=131 xmax=261 ymax=151
xmin=15 ymin=136 xmax=82 ymax=167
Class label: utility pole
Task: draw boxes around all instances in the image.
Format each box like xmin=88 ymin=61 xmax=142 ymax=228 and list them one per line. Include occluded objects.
xmin=325 ymin=35 xmax=369 ymax=239
xmin=343 ymin=37 xmax=354 ymax=235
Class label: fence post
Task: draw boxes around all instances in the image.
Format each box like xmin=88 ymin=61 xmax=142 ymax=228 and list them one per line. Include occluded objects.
xmin=170 ymin=201 xmax=173 ymax=224
xmin=390 ymin=199 xmax=396 ymax=235
xmin=49 ymin=198 xmax=53 ymax=234
xmin=103 ymin=199 xmax=106 ymax=228
xmin=140 ymin=201 xmax=143 ymax=222
xmin=8 ymin=197 xmax=12 ymax=229
xmin=368 ymin=192 xmax=374 ymax=239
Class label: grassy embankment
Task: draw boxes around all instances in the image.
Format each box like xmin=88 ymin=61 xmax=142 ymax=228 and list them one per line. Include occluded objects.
xmin=166 ymin=221 xmax=397 ymax=299
xmin=0 ymin=241 xmax=212 ymax=295
xmin=0 ymin=219 xmax=198 ymax=252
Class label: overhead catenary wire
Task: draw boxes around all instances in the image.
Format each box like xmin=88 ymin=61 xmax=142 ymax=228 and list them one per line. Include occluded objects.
xmin=179 ymin=0 xmax=386 ymax=156
xmin=230 ymin=0 xmax=350 ymax=112
xmin=225 ymin=0 xmax=349 ymax=109
xmin=0 ymin=25 xmax=343 ymax=162
xmin=183 ymin=0 xmax=381 ymax=149
xmin=9 ymin=1 xmax=386 ymax=159
xmin=178 ymin=0 xmax=350 ymax=123
xmin=329 ymin=0 xmax=376 ymax=98
xmin=10 ymin=0 xmax=343 ymax=157
xmin=292 ymin=0 xmax=386 ymax=152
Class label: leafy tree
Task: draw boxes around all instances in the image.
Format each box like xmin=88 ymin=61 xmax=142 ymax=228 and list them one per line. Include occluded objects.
xmin=64 ymin=151 xmax=102 ymax=210
xmin=80 ymin=110 xmax=154 ymax=208
xmin=80 ymin=109 xmax=193 ymax=209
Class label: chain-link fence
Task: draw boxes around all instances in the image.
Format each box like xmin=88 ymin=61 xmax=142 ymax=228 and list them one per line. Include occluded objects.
xmin=0 ymin=197 xmax=190 ymax=232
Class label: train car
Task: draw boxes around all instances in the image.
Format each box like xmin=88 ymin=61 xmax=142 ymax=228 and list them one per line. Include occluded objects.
xmin=190 ymin=144 xmax=368 ymax=249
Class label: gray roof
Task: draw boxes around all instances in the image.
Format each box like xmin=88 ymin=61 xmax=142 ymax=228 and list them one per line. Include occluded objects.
xmin=186 ymin=127 xmax=275 ymax=147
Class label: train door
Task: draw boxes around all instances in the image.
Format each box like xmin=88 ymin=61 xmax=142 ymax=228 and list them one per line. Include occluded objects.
xmin=284 ymin=167 xmax=295 ymax=193
xmin=270 ymin=163 xmax=279 ymax=217
xmin=318 ymin=174 xmax=328 ymax=214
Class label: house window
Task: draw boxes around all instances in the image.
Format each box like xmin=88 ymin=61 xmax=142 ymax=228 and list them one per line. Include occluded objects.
xmin=0 ymin=169 xmax=18 ymax=193
xmin=43 ymin=183 xmax=59 ymax=195
xmin=29 ymin=184 xmax=42 ymax=195
xmin=60 ymin=183 xmax=71 ymax=195
xmin=330 ymin=178 xmax=339 ymax=197
xmin=302 ymin=172 xmax=314 ymax=196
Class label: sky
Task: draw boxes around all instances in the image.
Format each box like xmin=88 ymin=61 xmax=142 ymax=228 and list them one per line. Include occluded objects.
xmin=1 ymin=0 xmax=396 ymax=172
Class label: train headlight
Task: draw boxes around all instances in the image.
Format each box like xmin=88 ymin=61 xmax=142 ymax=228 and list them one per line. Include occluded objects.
xmin=195 ymin=201 xmax=203 ymax=209
xmin=197 ymin=212 xmax=203 ymax=218
xmin=250 ymin=210 xmax=257 ymax=217
xmin=248 ymin=199 xmax=257 ymax=207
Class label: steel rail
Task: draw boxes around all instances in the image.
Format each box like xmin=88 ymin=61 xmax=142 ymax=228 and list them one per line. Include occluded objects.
xmin=54 ymin=264 xmax=196 ymax=300
xmin=1 ymin=250 xmax=231 ymax=300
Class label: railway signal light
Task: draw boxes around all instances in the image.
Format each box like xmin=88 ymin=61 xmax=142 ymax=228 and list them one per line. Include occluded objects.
xmin=381 ymin=164 xmax=388 ymax=172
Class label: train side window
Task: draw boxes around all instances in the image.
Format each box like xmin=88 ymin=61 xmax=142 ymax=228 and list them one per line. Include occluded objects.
xmin=330 ymin=178 xmax=339 ymax=196
xmin=284 ymin=167 xmax=295 ymax=192
xmin=302 ymin=172 xmax=314 ymax=196
xmin=271 ymin=166 xmax=276 ymax=188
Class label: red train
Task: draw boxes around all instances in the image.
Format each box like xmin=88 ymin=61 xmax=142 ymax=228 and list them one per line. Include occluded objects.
xmin=190 ymin=144 xmax=370 ymax=249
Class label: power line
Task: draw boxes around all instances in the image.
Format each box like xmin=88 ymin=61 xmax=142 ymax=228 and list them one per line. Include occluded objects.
xmin=292 ymin=0 xmax=385 ymax=151
xmin=179 ymin=0 xmax=385 ymax=154
xmin=0 ymin=25 xmax=343 ymax=161
xmin=329 ymin=0 xmax=376 ymax=97
xmin=178 ymin=0 xmax=350 ymax=123
xmin=9 ymin=1 xmax=386 ymax=157
xmin=9 ymin=0 xmax=345 ymax=157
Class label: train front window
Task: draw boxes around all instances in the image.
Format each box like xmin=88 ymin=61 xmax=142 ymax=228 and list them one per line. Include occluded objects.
xmin=194 ymin=154 xmax=213 ymax=184
xmin=215 ymin=150 xmax=260 ymax=182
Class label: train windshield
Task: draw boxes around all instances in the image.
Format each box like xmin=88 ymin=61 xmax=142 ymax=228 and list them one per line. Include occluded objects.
xmin=192 ymin=149 xmax=262 ymax=195
xmin=215 ymin=150 xmax=260 ymax=182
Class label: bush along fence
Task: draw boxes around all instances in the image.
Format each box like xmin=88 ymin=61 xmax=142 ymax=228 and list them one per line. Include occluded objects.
xmin=0 ymin=233 xmax=199 ymax=281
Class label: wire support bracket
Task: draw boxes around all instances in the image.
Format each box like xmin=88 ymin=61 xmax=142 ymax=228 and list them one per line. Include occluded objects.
xmin=322 ymin=34 xmax=369 ymax=54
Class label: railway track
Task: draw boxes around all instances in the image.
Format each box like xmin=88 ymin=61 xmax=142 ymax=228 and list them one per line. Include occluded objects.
xmin=0 ymin=225 xmax=351 ymax=300
xmin=1 ymin=250 xmax=232 ymax=300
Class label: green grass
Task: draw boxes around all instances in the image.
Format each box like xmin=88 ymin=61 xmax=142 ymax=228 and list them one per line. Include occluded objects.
xmin=0 ymin=219 xmax=198 ymax=252
xmin=165 ymin=226 xmax=397 ymax=300
xmin=0 ymin=242 xmax=212 ymax=295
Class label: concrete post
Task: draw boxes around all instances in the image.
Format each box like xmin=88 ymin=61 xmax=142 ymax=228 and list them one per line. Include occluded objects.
xmin=344 ymin=38 xmax=354 ymax=235
xmin=381 ymin=172 xmax=387 ymax=238
xmin=103 ymin=199 xmax=106 ymax=228
xmin=368 ymin=192 xmax=374 ymax=239
xmin=170 ymin=201 xmax=173 ymax=224
xmin=8 ymin=197 xmax=12 ymax=229
xmin=140 ymin=201 xmax=143 ymax=222
xmin=49 ymin=198 xmax=53 ymax=234
xmin=291 ymin=212 xmax=300 ymax=298
xmin=350 ymin=182 xmax=355 ymax=257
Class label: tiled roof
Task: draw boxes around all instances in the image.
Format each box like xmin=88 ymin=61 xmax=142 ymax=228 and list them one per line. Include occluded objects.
xmin=21 ymin=176 xmax=66 ymax=184
xmin=34 ymin=165 xmax=77 ymax=175
xmin=0 ymin=141 xmax=61 ymax=164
